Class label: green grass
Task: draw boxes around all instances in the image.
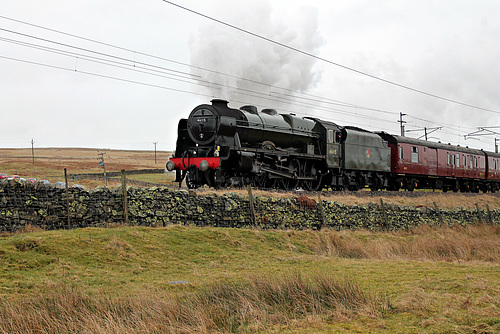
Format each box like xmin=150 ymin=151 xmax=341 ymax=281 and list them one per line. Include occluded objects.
xmin=0 ymin=225 xmax=498 ymax=333
xmin=126 ymin=172 xmax=175 ymax=184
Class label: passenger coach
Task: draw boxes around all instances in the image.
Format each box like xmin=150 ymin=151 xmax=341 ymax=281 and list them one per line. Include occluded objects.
xmin=378 ymin=133 xmax=496 ymax=192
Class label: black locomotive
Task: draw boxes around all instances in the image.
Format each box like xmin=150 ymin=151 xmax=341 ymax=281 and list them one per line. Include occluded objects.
xmin=167 ymin=99 xmax=500 ymax=192
xmin=166 ymin=99 xmax=392 ymax=191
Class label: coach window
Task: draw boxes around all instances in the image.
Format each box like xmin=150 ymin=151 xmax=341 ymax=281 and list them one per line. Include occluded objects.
xmin=456 ymin=154 xmax=460 ymax=167
xmin=447 ymin=153 xmax=451 ymax=165
xmin=470 ymin=155 xmax=473 ymax=168
xmin=474 ymin=156 xmax=478 ymax=168
xmin=399 ymin=146 xmax=403 ymax=160
xmin=463 ymin=155 xmax=467 ymax=167
xmin=411 ymin=146 xmax=419 ymax=163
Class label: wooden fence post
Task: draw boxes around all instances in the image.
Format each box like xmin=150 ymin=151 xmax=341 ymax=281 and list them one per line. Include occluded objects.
xmin=121 ymin=170 xmax=129 ymax=225
xmin=64 ymin=168 xmax=70 ymax=229
xmin=486 ymin=204 xmax=493 ymax=224
xmin=475 ymin=203 xmax=483 ymax=223
xmin=247 ymin=185 xmax=257 ymax=227
xmin=318 ymin=193 xmax=327 ymax=229
xmin=380 ymin=198 xmax=388 ymax=227
xmin=434 ymin=202 xmax=444 ymax=225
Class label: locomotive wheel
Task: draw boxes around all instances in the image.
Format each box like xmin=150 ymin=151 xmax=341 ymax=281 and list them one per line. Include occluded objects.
xmin=185 ymin=172 xmax=199 ymax=189
xmin=388 ymin=179 xmax=400 ymax=191
xmin=347 ymin=184 xmax=360 ymax=191
xmin=215 ymin=169 xmax=231 ymax=188
xmin=274 ymin=163 xmax=293 ymax=190
xmin=303 ymin=160 xmax=323 ymax=191
xmin=287 ymin=159 xmax=300 ymax=190
xmin=253 ymin=173 xmax=268 ymax=189
xmin=276 ymin=177 xmax=292 ymax=191
xmin=370 ymin=174 xmax=383 ymax=191
xmin=271 ymin=160 xmax=296 ymax=191
xmin=406 ymin=178 xmax=415 ymax=191
xmin=343 ymin=172 xmax=360 ymax=191
xmin=205 ymin=169 xmax=215 ymax=187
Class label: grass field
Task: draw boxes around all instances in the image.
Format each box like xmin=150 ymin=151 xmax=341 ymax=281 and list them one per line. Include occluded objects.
xmin=0 ymin=225 xmax=498 ymax=333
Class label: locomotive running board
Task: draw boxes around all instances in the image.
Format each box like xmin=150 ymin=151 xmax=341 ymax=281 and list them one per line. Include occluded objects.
xmin=232 ymin=147 xmax=325 ymax=160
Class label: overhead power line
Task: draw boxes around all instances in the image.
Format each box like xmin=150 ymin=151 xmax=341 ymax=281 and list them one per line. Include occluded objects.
xmin=0 ymin=27 xmax=198 ymax=79
xmin=162 ymin=1 xmax=500 ymax=115
xmin=0 ymin=55 xmax=214 ymax=97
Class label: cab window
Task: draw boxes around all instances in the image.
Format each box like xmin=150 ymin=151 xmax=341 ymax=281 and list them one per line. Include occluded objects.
xmin=328 ymin=130 xmax=334 ymax=143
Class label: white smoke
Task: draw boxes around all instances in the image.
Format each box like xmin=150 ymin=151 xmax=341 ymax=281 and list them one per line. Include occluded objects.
xmin=189 ymin=1 xmax=324 ymax=107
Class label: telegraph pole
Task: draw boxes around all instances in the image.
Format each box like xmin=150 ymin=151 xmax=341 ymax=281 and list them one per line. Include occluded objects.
xmin=31 ymin=139 xmax=35 ymax=165
xmin=153 ymin=142 xmax=158 ymax=164
xmin=398 ymin=112 xmax=407 ymax=136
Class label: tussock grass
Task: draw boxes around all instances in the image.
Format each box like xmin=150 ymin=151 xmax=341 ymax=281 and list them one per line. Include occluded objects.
xmin=0 ymin=273 xmax=386 ymax=334
xmin=314 ymin=223 xmax=500 ymax=263
xmin=0 ymin=224 xmax=498 ymax=333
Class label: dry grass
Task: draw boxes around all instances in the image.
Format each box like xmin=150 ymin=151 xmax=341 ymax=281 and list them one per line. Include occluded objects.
xmin=0 ymin=272 xmax=386 ymax=334
xmin=0 ymin=225 xmax=497 ymax=333
xmin=322 ymin=192 xmax=500 ymax=209
xmin=0 ymin=224 xmax=45 ymax=238
xmin=313 ymin=223 xmax=500 ymax=263
xmin=197 ymin=188 xmax=500 ymax=209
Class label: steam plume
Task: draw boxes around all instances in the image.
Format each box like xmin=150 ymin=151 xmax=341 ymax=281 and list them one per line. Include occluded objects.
xmin=189 ymin=1 xmax=324 ymax=107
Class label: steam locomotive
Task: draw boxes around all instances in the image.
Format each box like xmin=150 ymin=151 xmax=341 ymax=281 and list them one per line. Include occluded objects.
xmin=166 ymin=99 xmax=500 ymax=192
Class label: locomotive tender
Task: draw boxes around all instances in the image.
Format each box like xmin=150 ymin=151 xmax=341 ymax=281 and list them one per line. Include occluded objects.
xmin=166 ymin=99 xmax=500 ymax=192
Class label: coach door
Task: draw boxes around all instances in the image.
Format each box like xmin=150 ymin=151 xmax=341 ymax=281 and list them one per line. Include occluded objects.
xmin=428 ymin=147 xmax=438 ymax=176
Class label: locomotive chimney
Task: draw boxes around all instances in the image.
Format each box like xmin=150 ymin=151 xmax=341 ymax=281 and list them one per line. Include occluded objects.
xmin=211 ymin=99 xmax=229 ymax=108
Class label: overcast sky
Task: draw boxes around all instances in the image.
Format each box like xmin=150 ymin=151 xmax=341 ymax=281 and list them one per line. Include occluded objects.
xmin=1 ymin=0 xmax=499 ymax=152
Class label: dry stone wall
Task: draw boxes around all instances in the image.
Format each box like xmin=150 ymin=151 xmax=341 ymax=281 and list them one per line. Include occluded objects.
xmin=0 ymin=180 xmax=498 ymax=233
